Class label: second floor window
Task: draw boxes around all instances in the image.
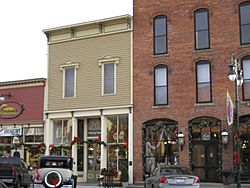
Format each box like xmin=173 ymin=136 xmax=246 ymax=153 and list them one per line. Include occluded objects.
xmin=154 ymin=15 xmax=167 ymax=55
xmin=242 ymin=56 xmax=250 ymax=100
xmin=240 ymin=2 xmax=250 ymax=45
xmin=195 ymin=9 xmax=210 ymax=50
xmin=154 ymin=65 xmax=168 ymax=105
xmin=196 ymin=61 xmax=212 ymax=103
xmin=103 ymin=63 xmax=115 ymax=95
xmin=64 ymin=67 xmax=75 ymax=98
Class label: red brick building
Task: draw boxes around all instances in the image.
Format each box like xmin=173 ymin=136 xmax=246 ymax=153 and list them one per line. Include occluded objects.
xmin=133 ymin=0 xmax=250 ymax=183
xmin=0 ymin=78 xmax=46 ymax=166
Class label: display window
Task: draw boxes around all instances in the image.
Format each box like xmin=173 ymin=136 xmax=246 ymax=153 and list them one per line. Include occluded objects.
xmin=106 ymin=115 xmax=128 ymax=172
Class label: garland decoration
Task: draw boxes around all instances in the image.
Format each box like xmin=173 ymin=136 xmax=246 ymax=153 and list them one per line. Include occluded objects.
xmin=71 ymin=136 xmax=79 ymax=146
xmin=24 ymin=143 xmax=46 ymax=155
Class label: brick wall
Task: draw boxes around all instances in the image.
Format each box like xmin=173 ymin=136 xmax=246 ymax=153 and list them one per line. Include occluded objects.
xmin=133 ymin=0 xmax=250 ymax=182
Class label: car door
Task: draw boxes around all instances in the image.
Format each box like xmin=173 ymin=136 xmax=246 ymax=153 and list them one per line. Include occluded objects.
xmin=20 ymin=160 xmax=31 ymax=185
xmin=146 ymin=167 xmax=158 ymax=187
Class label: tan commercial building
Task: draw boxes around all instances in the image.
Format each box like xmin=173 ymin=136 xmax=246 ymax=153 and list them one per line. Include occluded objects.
xmin=43 ymin=15 xmax=133 ymax=183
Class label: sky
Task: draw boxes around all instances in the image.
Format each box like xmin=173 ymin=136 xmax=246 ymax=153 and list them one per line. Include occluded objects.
xmin=0 ymin=0 xmax=133 ymax=82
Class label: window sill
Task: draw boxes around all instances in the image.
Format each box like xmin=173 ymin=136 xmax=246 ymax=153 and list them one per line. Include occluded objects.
xmin=193 ymin=48 xmax=213 ymax=53
xmin=151 ymin=53 xmax=170 ymax=58
xmin=194 ymin=102 xmax=214 ymax=107
xmin=152 ymin=105 xmax=170 ymax=109
xmin=240 ymin=101 xmax=250 ymax=106
xmin=239 ymin=44 xmax=250 ymax=49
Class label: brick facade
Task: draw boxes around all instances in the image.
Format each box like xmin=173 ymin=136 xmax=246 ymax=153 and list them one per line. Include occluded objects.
xmin=133 ymin=0 xmax=250 ymax=183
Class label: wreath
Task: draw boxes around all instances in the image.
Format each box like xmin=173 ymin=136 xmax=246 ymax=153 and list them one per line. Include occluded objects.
xmin=44 ymin=171 xmax=62 ymax=188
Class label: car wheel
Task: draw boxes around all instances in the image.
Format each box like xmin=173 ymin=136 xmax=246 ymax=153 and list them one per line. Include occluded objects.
xmin=44 ymin=170 xmax=63 ymax=188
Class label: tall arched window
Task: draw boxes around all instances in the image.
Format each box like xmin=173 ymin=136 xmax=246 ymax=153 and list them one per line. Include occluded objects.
xmin=242 ymin=56 xmax=250 ymax=100
xmin=239 ymin=2 xmax=250 ymax=45
xmin=194 ymin=8 xmax=210 ymax=50
xmin=154 ymin=65 xmax=168 ymax=105
xmin=196 ymin=61 xmax=212 ymax=103
xmin=154 ymin=15 xmax=167 ymax=55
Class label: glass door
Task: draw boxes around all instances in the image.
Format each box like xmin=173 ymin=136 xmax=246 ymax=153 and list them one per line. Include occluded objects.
xmin=87 ymin=142 xmax=101 ymax=183
xmin=192 ymin=142 xmax=219 ymax=182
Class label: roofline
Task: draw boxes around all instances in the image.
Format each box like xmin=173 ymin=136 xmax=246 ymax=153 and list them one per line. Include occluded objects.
xmin=0 ymin=78 xmax=46 ymax=87
xmin=43 ymin=14 xmax=132 ymax=34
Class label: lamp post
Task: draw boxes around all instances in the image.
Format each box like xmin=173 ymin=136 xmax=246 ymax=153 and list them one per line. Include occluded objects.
xmin=228 ymin=54 xmax=243 ymax=188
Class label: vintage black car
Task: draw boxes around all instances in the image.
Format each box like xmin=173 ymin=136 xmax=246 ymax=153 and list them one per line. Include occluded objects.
xmin=34 ymin=155 xmax=77 ymax=188
xmin=0 ymin=156 xmax=33 ymax=188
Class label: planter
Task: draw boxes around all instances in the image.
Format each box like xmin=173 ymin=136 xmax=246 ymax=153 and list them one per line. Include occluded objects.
xmin=121 ymin=182 xmax=128 ymax=188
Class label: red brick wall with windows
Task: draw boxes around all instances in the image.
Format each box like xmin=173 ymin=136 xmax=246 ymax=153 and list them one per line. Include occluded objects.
xmin=133 ymin=0 xmax=250 ymax=182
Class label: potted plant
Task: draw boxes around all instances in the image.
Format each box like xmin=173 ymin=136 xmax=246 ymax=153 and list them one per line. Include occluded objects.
xmin=120 ymin=166 xmax=129 ymax=188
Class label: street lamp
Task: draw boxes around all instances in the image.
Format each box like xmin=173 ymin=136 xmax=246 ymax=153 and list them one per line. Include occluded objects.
xmin=228 ymin=54 xmax=243 ymax=188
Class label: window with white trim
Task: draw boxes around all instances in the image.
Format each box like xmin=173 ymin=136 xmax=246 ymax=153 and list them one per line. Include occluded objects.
xmin=98 ymin=57 xmax=119 ymax=95
xmin=60 ymin=62 xmax=79 ymax=99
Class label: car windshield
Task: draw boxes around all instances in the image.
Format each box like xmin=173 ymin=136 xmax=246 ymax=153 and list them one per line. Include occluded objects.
xmin=40 ymin=159 xmax=70 ymax=169
xmin=0 ymin=157 xmax=20 ymax=165
xmin=160 ymin=167 xmax=194 ymax=176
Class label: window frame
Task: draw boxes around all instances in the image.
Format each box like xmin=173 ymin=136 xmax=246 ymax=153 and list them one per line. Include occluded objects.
xmin=60 ymin=62 xmax=79 ymax=99
xmin=239 ymin=2 xmax=250 ymax=45
xmin=98 ymin=57 xmax=120 ymax=96
xmin=195 ymin=60 xmax=212 ymax=103
xmin=242 ymin=56 xmax=250 ymax=101
xmin=194 ymin=8 xmax=210 ymax=50
xmin=154 ymin=64 xmax=168 ymax=106
xmin=153 ymin=15 xmax=168 ymax=55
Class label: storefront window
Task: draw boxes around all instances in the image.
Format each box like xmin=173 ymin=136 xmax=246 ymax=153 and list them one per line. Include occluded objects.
xmin=24 ymin=127 xmax=44 ymax=143
xmin=53 ymin=120 xmax=72 ymax=145
xmin=106 ymin=115 xmax=128 ymax=172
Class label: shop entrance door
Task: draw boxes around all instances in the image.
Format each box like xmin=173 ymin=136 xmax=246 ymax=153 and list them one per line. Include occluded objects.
xmin=87 ymin=141 xmax=101 ymax=183
xmin=192 ymin=142 xmax=219 ymax=182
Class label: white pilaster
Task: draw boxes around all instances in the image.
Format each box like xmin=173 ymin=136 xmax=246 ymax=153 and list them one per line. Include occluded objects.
xmin=101 ymin=113 xmax=107 ymax=169
xmin=128 ymin=108 xmax=133 ymax=184
xmin=72 ymin=115 xmax=77 ymax=173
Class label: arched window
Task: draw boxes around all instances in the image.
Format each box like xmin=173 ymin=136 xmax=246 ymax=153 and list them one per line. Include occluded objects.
xmin=242 ymin=56 xmax=250 ymax=100
xmin=194 ymin=8 xmax=210 ymax=50
xmin=154 ymin=15 xmax=167 ymax=55
xmin=154 ymin=65 xmax=168 ymax=105
xmin=239 ymin=2 xmax=250 ymax=45
xmin=196 ymin=61 xmax=212 ymax=103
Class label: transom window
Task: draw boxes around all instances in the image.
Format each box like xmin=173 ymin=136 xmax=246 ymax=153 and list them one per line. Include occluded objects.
xmin=154 ymin=65 xmax=168 ymax=105
xmin=154 ymin=15 xmax=167 ymax=55
xmin=196 ymin=61 xmax=212 ymax=103
xmin=242 ymin=56 xmax=250 ymax=100
xmin=240 ymin=2 xmax=250 ymax=45
xmin=24 ymin=127 xmax=44 ymax=143
xmin=194 ymin=9 xmax=210 ymax=50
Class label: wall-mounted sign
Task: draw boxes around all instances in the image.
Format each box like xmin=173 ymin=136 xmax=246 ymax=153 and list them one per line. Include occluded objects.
xmin=0 ymin=102 xmax=24 ymax=119
xmin=0 ymin=128 xmax=22 ymax=137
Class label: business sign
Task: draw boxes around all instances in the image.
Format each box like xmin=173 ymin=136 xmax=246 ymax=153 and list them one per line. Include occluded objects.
xmin=0 ymin=128 xmax=22 ymax=137
xmin=0 ymin=102 xmax=24 ymax=119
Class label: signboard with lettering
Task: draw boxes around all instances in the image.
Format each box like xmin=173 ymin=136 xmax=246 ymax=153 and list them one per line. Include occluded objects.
xmin=0 ymin=102 xmax=24 ymax=119
xmin=0 ymin=128 xmax=22 ymax=136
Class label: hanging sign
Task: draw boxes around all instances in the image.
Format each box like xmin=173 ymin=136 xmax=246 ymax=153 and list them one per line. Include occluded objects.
xmin=0 ymin=128 xmax=22 ymax=137
xmin=0 ymin=102 xmax=24 ymax=119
